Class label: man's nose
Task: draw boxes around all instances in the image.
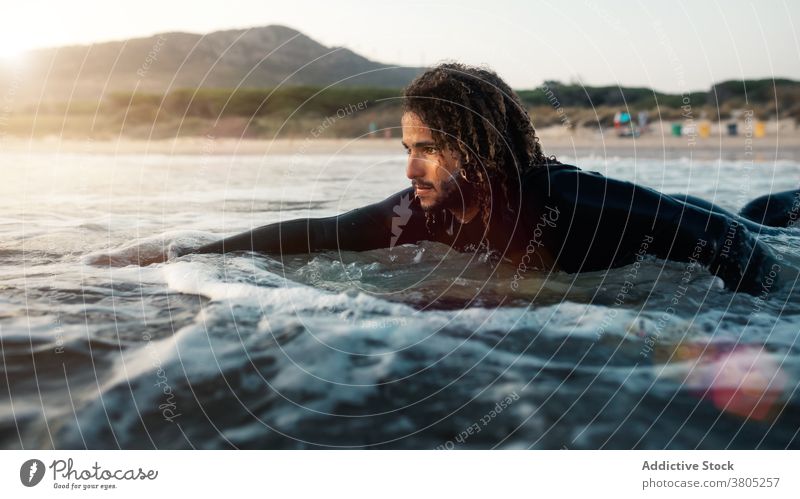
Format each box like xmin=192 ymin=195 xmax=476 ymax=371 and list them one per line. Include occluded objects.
xmin=406 ymin=154 xmax=427 ymax=180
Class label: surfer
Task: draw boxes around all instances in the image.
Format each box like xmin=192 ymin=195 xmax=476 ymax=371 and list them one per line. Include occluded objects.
xmin=188 ymin=63 xmax=797 ymax=296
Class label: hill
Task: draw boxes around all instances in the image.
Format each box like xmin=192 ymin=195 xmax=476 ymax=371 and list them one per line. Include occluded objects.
xmin=1 ymin=24 xmax=423 ymax=103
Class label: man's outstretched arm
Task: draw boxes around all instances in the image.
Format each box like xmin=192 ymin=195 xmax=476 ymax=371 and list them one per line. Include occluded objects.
xmin=188 ymin=188 xmax=419 ymax=256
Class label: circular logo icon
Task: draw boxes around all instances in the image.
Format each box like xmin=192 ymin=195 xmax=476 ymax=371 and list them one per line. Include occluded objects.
xmin=20 ymin=459 xmax=45 ymax=487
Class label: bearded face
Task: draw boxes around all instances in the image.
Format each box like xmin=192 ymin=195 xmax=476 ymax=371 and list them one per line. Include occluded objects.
xmin=401 ymin=112 xmax=476 ymax=216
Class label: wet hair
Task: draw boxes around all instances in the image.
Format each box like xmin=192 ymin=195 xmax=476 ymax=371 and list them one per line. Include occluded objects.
xmin=402 ymin=62 xmax=559 ymax=240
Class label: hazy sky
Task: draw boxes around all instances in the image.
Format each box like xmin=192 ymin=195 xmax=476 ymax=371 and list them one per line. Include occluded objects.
xmin=3 ymin=0 xmax=799 ymax=92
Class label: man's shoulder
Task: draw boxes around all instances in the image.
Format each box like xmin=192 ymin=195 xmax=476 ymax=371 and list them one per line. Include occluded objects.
xmin=520 ymin=162 xmax=597 ymax=196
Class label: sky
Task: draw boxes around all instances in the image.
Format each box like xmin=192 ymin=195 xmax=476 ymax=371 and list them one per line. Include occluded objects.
xmin=2 ymin=0 xmax=799 ymax=92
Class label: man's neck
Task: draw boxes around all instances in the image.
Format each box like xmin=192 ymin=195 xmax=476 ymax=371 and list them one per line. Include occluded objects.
xmin=448 ymin=202 xmax=481 ymax=224
xmin=441 ymin=177 xmax=481 ymax=224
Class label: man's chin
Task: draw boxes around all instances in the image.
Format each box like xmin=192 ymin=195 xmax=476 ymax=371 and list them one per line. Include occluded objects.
xmin=418 ymin=176 xmax=472 ymax=213
xmin=417 ymin=195 xmax=442 ymax=211
xmin=415 ymin=189 xmax=439 ymax=209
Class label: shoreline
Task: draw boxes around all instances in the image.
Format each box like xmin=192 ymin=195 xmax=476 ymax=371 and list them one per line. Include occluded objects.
xmin=1 ymin=128 xmax=799 ymax=160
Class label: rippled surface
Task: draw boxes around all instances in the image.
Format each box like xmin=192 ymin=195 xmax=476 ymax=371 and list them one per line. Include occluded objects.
xmin=2 ymin=149 xmax=800 ymax=449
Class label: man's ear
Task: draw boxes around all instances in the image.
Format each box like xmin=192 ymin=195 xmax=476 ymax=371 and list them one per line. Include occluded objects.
xmin=453 ymin=153 xmax=470 ymax=182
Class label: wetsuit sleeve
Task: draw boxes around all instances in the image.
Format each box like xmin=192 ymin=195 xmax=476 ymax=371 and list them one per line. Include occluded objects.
xmin=524 ymin=167 xmax=779 ymax=295
xmin=191 ymin=188 xmax=421 ymax=255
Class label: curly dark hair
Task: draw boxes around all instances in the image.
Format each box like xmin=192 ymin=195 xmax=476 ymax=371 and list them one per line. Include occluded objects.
xmin=402 ymin=62 xmax=559 ymax=242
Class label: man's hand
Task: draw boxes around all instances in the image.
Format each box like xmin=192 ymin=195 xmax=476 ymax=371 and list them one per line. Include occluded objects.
xmin=82 ymin=232 xmax=215 ymax=267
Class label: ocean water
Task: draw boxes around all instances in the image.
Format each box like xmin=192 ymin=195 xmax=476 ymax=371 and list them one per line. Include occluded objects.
xmin=2 ymin=149 xmax=800 ymax=449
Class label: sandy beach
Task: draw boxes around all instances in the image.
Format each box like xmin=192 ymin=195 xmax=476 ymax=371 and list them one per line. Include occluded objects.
xmin=2 ymin=122 xmax=798 ymax=161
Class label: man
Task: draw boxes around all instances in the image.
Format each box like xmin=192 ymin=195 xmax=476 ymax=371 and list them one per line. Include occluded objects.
xmin=191 ymin=63 xmax=794 ymax=296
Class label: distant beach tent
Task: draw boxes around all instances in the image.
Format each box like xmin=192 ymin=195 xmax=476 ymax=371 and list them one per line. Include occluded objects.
xmin=754 ymin=121 xmax=766 ymax=138
xmin=698 ymin=121 xmax=711 ymax=138
xmin=614 ymin=110 xmax=638 ymax=137
xmin=613 ymin=111 xmax=631 ymax=128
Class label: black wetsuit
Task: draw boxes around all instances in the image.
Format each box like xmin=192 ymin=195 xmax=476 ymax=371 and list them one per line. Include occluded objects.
xmin=739 ymin=188 xmax=800 ymax=228
xmin=194 ymin=163 xmax=792 ymax=295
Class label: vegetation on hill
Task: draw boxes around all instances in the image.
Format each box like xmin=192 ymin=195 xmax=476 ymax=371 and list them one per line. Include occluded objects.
xmin=4 ymin=79 xmax=797 ymax=139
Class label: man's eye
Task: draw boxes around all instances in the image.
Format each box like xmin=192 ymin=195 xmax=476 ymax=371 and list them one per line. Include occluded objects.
xmin=424 ymin=147 xmax=438 ymax=154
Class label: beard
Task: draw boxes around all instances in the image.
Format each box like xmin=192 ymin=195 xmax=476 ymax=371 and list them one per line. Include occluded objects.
xmin=415 ymin=172 xmax=476 ymax=213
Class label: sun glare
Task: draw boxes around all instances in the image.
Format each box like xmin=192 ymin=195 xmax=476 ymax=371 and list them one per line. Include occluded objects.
xmin=0 ymin=35 xmax=30 ymax=64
